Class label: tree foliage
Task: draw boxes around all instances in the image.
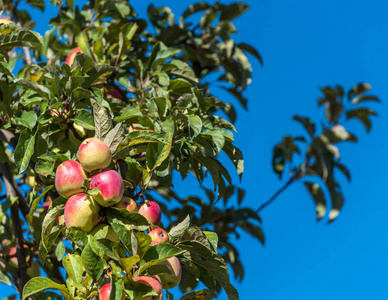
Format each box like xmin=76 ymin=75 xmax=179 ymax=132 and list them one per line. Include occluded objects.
xmin=0 ymin=1 xmax=380 ymax=300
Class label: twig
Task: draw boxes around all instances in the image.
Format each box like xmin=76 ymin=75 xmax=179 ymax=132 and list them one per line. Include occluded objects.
xmin=256 ymin=178 xmax=295 ymax=213
xmin=67 ymin=121 xmax=85 ymax=142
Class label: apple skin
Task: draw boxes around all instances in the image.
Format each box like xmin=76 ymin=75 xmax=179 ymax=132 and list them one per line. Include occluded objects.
xmin=55 ymin=160 xmax=87 ymax=199
xmin=90 ymin=170 xmax=124 ymax=207
xmin=64 ymin=193 xmax=102 ymax=232
xmin=0 ymin=16 xmax=13 ymax=25
xmin=9 ymin=245 xmax=30 ymax=268
xmin=66 ymin=47 xmax=83 ymax=66
xmin=78 ymin=137 xmax=112 ymax=172
xmin=159 ymin=256 xmax=182 ymax=289
xmin=100 ymin=283 xmax=125 ymax=300
xmin=148 ymin=228 xmax=169 ymax=244
xmin=134 ymin=276 xmax=163 ymax=300
xmin=150 ymin=241 xmax=160 ymax=246
xmin=90 ymin=224 xmax=120 ymax=242
xmin=114 ymin=196 xmax=138 ymax=213
xmin=138 ymin=201 xmax=161 ymax=226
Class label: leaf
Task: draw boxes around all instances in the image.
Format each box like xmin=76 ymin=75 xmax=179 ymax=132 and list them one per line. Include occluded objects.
xmin=41 ymin=204 xmax=64 ymax=259
xmin=169 ymin=215 xmax=191 ymax=239
xmin=14 ymin=128 xmax=36 ymax=174
xmin=203 ymin=231 xmax=218 ymax=252
xmin=104 ymin=123 xmax=125 ymax=154
xmin=351 ymin=95 xmax=380 ymax=105
xmin=200 ymin=130 xmax=225 ymax=154
xmin=82 ymin=64 xmax=114 ymax=88
xmin=179 ymin=289 xmax=217 ymax=300
xmin=220 ymin=2 xmax=250 ymax=21
xmin=181 ymin=3 xmax=211 ymax=23
xmin=114 ymin=107 xmax=143 ymax=123
xmin=125 ymin=131 xmax=167 ymax=147
xmin=147 ymin=41 xmax=181 ymax=71
xmin=28 ymin=185 xmax=54 ymax=220
xmin=346 ymin=108 xmax=377 ymax=132
xmin=35 ymin=159 xmax=56 ymax=177
xmin=55 ymin=240 xmax=65 ymax=261
xmin=63 ymin=253 xmax=83 ymax=284
xmin=187 ymin=115 xmax=202 ymax=138
xmin=111 ymin=279 xmax=124 ymax=300
xmin=304 ymin=182 xmax=326 ymax=220
xmin=237 ymin=43 xmax=263 ymax=65
xmin=16 ymin=111 xmax=37 ymax=130
xmin=223 ymin=141 xmax=244 ymax=180
xmin=0 ymin=28 xmax=43 ymax=50
xmin=292 ymin=116 xmax=315 ymax=137
xmin=120 ymin=255 xmax=140 ymax=273
xmin=81 ymin=237 xmax=105 ymax=281
xmin=72 ymin=109 xmax=95 ymax=130
xmin=327 ymin=178 xmax=344 ymax=222
xmin=93 ymin=103 xmax=113 ymax=140
xmin=22 ymin=277 xmax=71 ymax=300
xmin=138 ymin=243 xmax=186 ymax=274
xmin=347 ymin=82 xmax=372 ymax=100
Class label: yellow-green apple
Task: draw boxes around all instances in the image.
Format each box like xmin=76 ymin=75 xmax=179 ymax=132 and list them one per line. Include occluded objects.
xmin=90 ymin=224 xmax=120 ymax=242
xmin=114 ymin=196 xmax=138 ymax=212
xmin=78 ymin=137 xmax=112 ymax=172
xmin=138 ymin=201 xmax=161 ymax=225
xmin=134 ymin=276 xmax=163 ymax=300
xmin=66 ymin=47 xmax=83 ymax=66
xmin=27 ymin=260 xmax=41 ymax=278
xmin=55 ymin=160 xmax=87 ymax=199
xmin=68 ymin=124 xmax=86 ymax=146
xmin=148 ymin=228 xmax=169 ymax=244
xmin=90 ymin=170 xmax=124 ymax=207
xmin=159 ymin=256 xmax=182 ymax=289
xmin=100 ymin=283 xmax=125 ymax=300
xmin=64 ymin=193 xmax=102 ymax=232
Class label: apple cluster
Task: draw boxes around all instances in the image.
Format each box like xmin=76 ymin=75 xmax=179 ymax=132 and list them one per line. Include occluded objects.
xmin=54 ymin=137 xmax=181 ymax=299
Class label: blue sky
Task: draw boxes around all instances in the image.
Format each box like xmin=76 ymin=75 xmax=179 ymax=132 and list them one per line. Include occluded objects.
xmin=3 ymin=0 xmax=388 ymax=299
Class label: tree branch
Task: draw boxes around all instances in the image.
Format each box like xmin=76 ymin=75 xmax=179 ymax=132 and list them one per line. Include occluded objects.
xmin=67 ymin=121 xmax=85 ymax=142
xmin=256 ymin=178 xmax=295 ymax=214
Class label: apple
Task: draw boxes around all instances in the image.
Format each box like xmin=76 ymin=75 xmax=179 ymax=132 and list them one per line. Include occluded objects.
xmin=27 ymin=260 xmax=41 ymax=278
xmin=57 ymin=215 xmax=65 ymax=226
xmin=55 ymin=160 xmax=87 ymax=199
xmin=150 ymin=241 xmax=160 ymax=246
xmin=138 ymin=201 xmax=161 ymax=226
xmin=114 ymin=196 xmax=138 ymax=213
xmin=64 ymin=193 xmax=102 ymax=232
xmin=66 ymin=47 xmax=83 ymax=66
xmin=90 ymin=170 xmax=124 ymax=207
xmin=106 ymin=87 xmax=123 ymax=100
xmin=134 ymin=276 xmax=163 ymax=300
xmin=8 ymin=245 xmax=30 ymax=268
xmin=100 ymin=283 xmax=125 ymax=300
xmin=0 ymin=16 xmax=13 ymax=25
xmin=148 ymin=228 xmax=169 ymax=244
xmin=159 ymin=256 xmax=182 ymax=289
xmin=78 ymin=137 xmax=112 ymax=172
xmin=90 ymin=224 xmax=119 ymax=242
xmin=42 ymin=200 xmax=52 ymax=213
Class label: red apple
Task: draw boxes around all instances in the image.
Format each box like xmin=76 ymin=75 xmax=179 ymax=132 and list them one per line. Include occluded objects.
xmin=64 ymin=193 xmax=102 ymax=232
xmin=90 ymin=170 xmax=124 ymax=207
xmin=55 ymin=160 xmax=87 ymax=199
xmin=78 ymin=137 xmax=112 ymax=172
xmin=159 ymin=256 xmax=182 ymax=289
xmin=134 ymin=276 xmax=163 ymax=300
xmin=66 ymin=47 xmax=83 ymax=66
xmin=138 ymin=201 xmax=161 ymax=226
xmin=100 ymin=283 xmax=125 ymax=300
xmin=150 ymin=241 xmax=160 ymax=246
xmin=114 ymin=196 xmax=138 ymax=213
xmin=106 ymin=87 xmax=123 ymax=100
xmin=148 ymin=228 xmax=169 ymax=244
xmin=9 ymin=245 xmax=30 ymax=268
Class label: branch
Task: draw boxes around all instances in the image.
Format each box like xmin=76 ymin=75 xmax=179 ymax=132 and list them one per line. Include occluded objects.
xmin=67 ymin=121 xmax=85 ymax=142
xmin=256 ymin=178 xmax=295 ymax=214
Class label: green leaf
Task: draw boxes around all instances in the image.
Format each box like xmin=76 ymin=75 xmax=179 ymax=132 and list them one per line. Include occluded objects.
xmin=28 ymin=185 xmax=54 ymax=220
xmin=0 ymin=196 xmax=17 ymax=223
xmin=63 ymin=253 xmax=83 ymax=284
xmin=351 ymin=95 xmax=380 ymax=105
xmin=0 ymin=270 xmax=12 ymax=286
xmin=93 ymin=103 xmax=113 ymax=140
xmin=114 ymin=107 xmax=143 ymax=123
xmin=120 ymin=255 xmax=140 ymax=273
xmin=72 ymin=109 xmax=95 ymax=130
xmin=188 ymin=115 xmax=202 ymax=138
xmin=346 ymin=108 xmax=377 ymax=132
xmin=237 ymin=43 xmax=263 ymax=65
xmin=293 ymin=116 xmax=315 ymax=137
xmin=0 ymin=28 xmax=43 ymax=50
xmin=35 ymin=159 xmax=55 ymax=177
xmin=220 ymin=2 xmax=249 ymax=21
xmin=203 ymin=231 xmax=218 ymax=252
xmin=223 ymin=141 xmax=244 ymax=180
xmin=179 ymin=289 xmax=217 ymax=300
xmin=347 ymin=82 xmax=372 ymax=100
xmin=169 ymin=215 xmax=191 ymax=239
xmin=22 ymin=277 xmax=71 ymax=300
xmin=304 ymin=182 xmax=326 ymax=221
xmin=82 ymin=64 xmax=114 ymax=88
xmin=147 ymin=41 xmax=181 ymax=71
xmin=81 ymin=237 xmax=105 ymax=281
xmin=138 ymin=243 xmax=186 ymax=275
xmin=55 ymin=240 xmax=66 ymax=261
xmin=181 ymin=3 xmax=211 ymax=23
xmin=14 ymin=128 xmax=36 ymax=174
xmin=200 ymin=130 xmax=225 ymax=154
xmin=16 ymin=111 xmax=37 ymax=130
xmin=41 ymin=204 xmax=64 ymax=254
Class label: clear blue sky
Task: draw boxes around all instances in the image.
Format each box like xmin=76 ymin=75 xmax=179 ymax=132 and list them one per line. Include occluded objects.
xmin=3 ymin=0 xmax=388 ymax=299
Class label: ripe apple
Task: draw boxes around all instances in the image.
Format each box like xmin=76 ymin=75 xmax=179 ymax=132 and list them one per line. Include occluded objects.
xmin=27 ymin=260 xmax=41 ymax=278
xmin=159 ymin=256 xmax=182 ymax=289
xmin=148 ymin=228 xmax=169 ymax=244
xmin=90 ymin=170 xmax=124 ymax=207
xmin=66 ymin=47 xmax=83 ymax=66
xmin=55 ymin=160 xmax=87 ymax=199
xmin=114 ymin=196 xmax=138 ymax=213
xmin=64 ymin=193 xmax=102 ymax=232
xmin=57 ymin=215 xmax=65 ymax=226
xmin=150 ymin=241 xmax=160 ymax=246
xmin=134 ymin=276 xmax=163 ymax=300
xmin=138 ymin=201 xmax=161 ymax=226
xmin=100 ymin=283 xmax=125 ymax=300
xmin=8 ymin=245 xmax=30 ymax=268
xmin=90 ymin=224 xmax=120 ymax=242
xmin=78 ymin=137 xmax=112 ymax=172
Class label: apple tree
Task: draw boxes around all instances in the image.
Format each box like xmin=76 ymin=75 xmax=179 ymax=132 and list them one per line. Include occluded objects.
xmin=0 ymin=1 xmax=379 ymax=300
